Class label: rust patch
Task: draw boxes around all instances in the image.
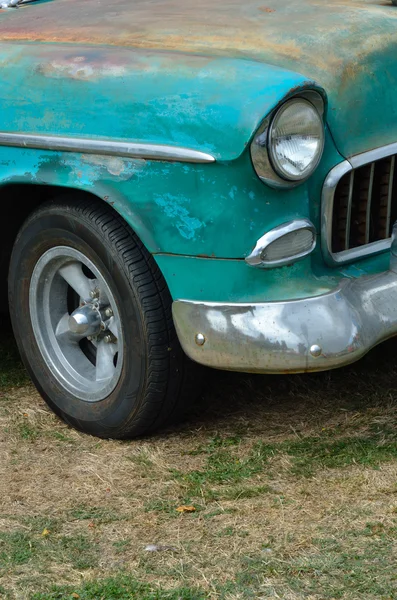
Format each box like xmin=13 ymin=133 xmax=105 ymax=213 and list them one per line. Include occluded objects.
xmin=0 ymin=0 xmax=395 ymax=98
xmin=0 ymin=0 xmax=395 ymax=76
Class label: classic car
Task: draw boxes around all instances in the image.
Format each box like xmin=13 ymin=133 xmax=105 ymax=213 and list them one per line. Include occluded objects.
xmin=0 ymin=0 xmax=396 ymax=438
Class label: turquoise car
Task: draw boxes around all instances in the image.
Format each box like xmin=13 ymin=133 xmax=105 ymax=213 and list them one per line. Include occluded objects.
xmin=2 ymin=0 xmax=397 ymax=437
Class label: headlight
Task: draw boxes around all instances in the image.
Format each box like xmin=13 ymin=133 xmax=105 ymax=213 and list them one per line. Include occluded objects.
xmin=250 ymin=94 xmax=325 ymax=187
xmin=269 ymin=98 xmax=324 ymax=181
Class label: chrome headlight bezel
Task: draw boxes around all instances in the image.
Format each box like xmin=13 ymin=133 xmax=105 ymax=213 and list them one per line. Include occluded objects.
xmin=250 ymin=91 xmax=325 ymax=189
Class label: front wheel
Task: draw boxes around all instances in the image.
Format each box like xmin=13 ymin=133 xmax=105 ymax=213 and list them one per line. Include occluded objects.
xmin=9 ymin=197 xmax=196 ymax=438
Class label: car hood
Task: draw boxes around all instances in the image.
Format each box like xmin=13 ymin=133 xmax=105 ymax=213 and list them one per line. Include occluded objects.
xmin=0 ymin=0 xmax=397 ymax=159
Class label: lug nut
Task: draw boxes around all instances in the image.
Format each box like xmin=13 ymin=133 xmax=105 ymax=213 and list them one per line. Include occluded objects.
xmin=90 ymin=289 xmax=99 ymax=299
xmin=104 ymin=335 xmax=112 ymax=344
xmin=105 ymin=308 xmax=113 ymax=318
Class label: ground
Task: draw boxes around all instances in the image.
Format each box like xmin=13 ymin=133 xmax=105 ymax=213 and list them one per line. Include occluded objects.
xmin=0 ymin=319 xmax=396 ymax=600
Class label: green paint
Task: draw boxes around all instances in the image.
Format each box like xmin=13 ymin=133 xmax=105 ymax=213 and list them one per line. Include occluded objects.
xmin=0 ymin=3 xmax=394 ymax=303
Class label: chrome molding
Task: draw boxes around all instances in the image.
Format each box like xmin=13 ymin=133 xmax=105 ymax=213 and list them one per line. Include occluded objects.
xmin=0 ymin=132 xmax=216 ymax=164
xmin=172 ymin=260 xmax=397 ymax=374
xmin=349 ymin=141 xmax=397 ymax=169
xmin=321 ymin=142 xmax=397 ymax=266
xmin=246 ymin=218 xmax=316 ymax=268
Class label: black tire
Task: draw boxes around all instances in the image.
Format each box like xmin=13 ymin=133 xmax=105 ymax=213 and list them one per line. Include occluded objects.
xmin=8 ymin=195 xmax=197 ymax=439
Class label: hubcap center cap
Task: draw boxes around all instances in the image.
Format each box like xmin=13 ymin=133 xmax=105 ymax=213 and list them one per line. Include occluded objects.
xmin=68 ymin=304 xmax=102 ymax=337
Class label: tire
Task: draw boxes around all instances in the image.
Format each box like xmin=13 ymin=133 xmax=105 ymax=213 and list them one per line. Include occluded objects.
xmin=8 ymin=196 xmax=197 ymax=439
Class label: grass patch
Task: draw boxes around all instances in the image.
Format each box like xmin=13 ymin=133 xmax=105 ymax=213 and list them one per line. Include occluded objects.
xmin=17 ymin=422 xmax=40 ymax=442
xmin=69 ymin=505 xmax=119 ymax=523
xmin=2 ymin=327 xmax=397 ymax=598
xmin=172 ymin=429 xmax=397 ymax=502
xmin=55 ymin=535 xmax=98 ymax=570
xmin=21 ymin=515 xmax=61 ymax=535
xmin=50 ymin=431 xmax=74 ymax=443
xmin=0 ymin=532 xmax=36 ymax=568
xmin=214 ymin=484 xmax=276 ymax=501
xmin=172 ymin=438 xmax=276 ymax=498
xmin=113 ymin=539 xmax=132 ymax=554
xmin=0 ymin=530 xmax=98 ymax=574
xmin=279 ymin=432 xmax=397 ymax=476
xmin=31 ymin=575 xmax=207 ymax=600
xmin=234 ymin=523 xmax=397 ymax=599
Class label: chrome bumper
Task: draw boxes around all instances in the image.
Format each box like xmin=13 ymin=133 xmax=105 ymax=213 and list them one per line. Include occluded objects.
xmin=172 ymin=268 xmax=397 ymax=374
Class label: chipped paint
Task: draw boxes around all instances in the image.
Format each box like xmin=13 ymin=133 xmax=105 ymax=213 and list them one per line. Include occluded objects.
xmin=61 ymin=155 xmax=146 ymax=186
xmin=80 ymin=155 xmax=146 ymax=177
xmin=154 ymin=194 xmax=205 ymax=240
xmin=37 ymin=55 xmax=127 ymax=81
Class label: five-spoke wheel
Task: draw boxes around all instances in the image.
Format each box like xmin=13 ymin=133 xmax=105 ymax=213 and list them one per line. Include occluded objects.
xmin=29 ymin=246 xmax=124 ymax=402
xmin=9 ymin=197 xmax=196 ymax=438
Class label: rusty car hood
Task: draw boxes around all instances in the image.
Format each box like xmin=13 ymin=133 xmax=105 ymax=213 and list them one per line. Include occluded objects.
xmin=0 ymin=0 xmax=396 ymax=159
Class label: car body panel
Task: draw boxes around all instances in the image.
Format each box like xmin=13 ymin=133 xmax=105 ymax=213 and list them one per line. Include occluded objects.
xmin=0 ymin=42 xmax=314 ymax=161
xmin=154 ymin=251 xmax=390 ymax=303
xmin=1 ymin=0 xmax=397 ymax=158
xmin=0 ymin=0 xmax=395 ymax=301
xmin=0 ymin=126 xmax=342 ymax=260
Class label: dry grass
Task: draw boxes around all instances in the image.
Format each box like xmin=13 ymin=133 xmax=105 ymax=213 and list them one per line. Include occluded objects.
xmin=0 ymin=321 xmax=397 ymax=599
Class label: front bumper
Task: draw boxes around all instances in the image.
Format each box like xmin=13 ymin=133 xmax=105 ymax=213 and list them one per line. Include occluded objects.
xmin=172 ymin=266 xmax=397 ymax=374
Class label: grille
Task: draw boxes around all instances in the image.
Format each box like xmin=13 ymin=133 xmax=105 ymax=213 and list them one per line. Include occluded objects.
xmin=331 ymin=154 xmax=397 ymax=254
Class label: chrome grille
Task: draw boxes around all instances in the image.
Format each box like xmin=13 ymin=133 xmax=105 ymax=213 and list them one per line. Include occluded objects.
xmin=331 ymin=155 xmax=397 ymax=254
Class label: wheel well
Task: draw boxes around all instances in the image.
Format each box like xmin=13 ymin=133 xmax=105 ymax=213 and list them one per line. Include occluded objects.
xmin=0 ymin=184 xmax=109 ymax=312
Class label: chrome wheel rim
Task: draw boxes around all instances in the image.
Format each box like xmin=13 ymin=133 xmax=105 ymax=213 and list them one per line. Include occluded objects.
xmin=29 ymin=246 xmax=124 ymax=402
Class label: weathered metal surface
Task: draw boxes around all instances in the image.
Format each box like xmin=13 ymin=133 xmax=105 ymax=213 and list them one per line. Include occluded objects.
xmin=0 ymin=42 xmax=315 ymax=161
xmin=0 ymin=0 xmax=394 ymax=308
xmin=0 ymin=0 xmax=393 ymax=62
xmin=0 ymin=0 xmax=396 ymax=159
xmin=172 ymin=267 xmax=397 ymax=373
xmin=0 ymin=126 xmax=342 ymax=260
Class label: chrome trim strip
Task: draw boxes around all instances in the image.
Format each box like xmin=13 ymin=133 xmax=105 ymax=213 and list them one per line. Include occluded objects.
xmin=0 ymin=132 xmax=216 ymax=164
xmin=386 ymin=155 xmax=395 ymax=235
xmin=324 ymin=239 xmax=391 ymax=266
xmin=322 ymin=142 xmax=397 ymax=266
xmin=245 ymin=218 xmax=316 ymax=268
xmin=349 ymin=141 xmax=397 ymax=169
xmin=321 ymin=160 xmax=354 ymax=266
xmin=344 ymin=171 xmax=354 ymax=250
xmin=365 ymin=162 xmax=375 ymax=245
xmin=173 ymin=233 xmax=397 ymax=374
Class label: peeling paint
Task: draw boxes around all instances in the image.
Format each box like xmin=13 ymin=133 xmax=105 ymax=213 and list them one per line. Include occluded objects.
xmin=37 ymin=56 xmax=127 ymax=81
xmin=154 ymin=194 xmax=205 ymax=240
xmin=61 ymin=154 xmax=146 ymax=185
xmin=229 ymin=186 xmax=238 ymax=200
xmin=80 ymin=154 xmax=146 ymax=177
